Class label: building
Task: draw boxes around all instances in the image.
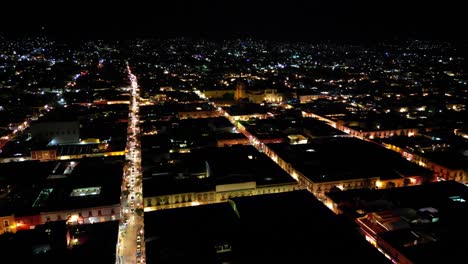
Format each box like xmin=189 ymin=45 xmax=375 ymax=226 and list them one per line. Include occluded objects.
xmin=0 ymin=220 xmax=119 ymax=263
xmin=31 ymin=120 xmax=80 ymax=145
xmin=299 ymin=94 xmax=329 ymax=104
xmin=302 ymin=111 xmax=418 ymax=139
xmin=144 ymin=180 xmax=298 ymax=211
xmin=144 ymin=191 xmax=390 ymax=264
xmin=177 ymin=103 xmax=220 ymax=119
xmin=0 ymin=157 xmax=122 ymax=231
xmin=0 ymin=214 xmax=16 ymax=234
xmin=31 ymin=149 xmax=57 ymax=161
xmin=215 ymin=132 xmax=250 ymax=147
xmin=234 ymin=81 xmax=284 ymax=104
xmin=264 ymin=137 xmax=433 ymax=201
xmin=203 ymin=89 xmax=235 ymax=100
xmin=378 ymin=135 xmax=468 ymax=184
xmin=287 ymin=134 xmax=308 ymax=145
xmin=234 ymin=81 xmax=246 ymax=101
xmin=326 ymin=181 xmax=468 ymax=264
xmin=143 ymin=146 xmax=298 ymax=211
xmin=224 ymin=103 xmax=269 ymax=121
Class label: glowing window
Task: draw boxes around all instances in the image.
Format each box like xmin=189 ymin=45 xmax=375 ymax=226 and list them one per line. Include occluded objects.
xmin=449 ymin=195 xmax=466 ymax=203
xmin=70 ymin=187 xmax=101 ymax=197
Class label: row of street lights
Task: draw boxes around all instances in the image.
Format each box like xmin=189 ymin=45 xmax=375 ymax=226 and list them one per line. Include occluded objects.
xmin=117 ymin=65 xmax=145 ymax=264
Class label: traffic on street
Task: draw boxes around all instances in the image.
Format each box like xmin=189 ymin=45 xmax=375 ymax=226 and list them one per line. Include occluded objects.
xmin=116 ymin=65 xmax=146 ymax=264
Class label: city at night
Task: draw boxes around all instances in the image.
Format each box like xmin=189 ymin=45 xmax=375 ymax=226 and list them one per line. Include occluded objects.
xmin=0 ymin=1 xmax=467 ymax=263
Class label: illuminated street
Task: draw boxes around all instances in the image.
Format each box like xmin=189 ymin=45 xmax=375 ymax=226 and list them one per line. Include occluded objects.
xmin=116 ymin=65 xmax=146 ymax=264
xmin=0 ymin=105 xmax=47 ymax=152
xmin=1 ymin=12 xmax=467 ymax=263
xmin=194 ymin=89 xmax=303 ymax=183
xmin=194 ymin=89 xmax=398 ymax=263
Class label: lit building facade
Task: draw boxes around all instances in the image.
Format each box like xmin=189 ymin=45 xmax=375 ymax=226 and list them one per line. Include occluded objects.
xmin=144 ymin=181 xmax=298 ymax=212
xmin=381 ymin=142 xmax=467 ymax=184
xmin=299 ymin=94 xmax=329 ymax=104
xmin=216 ymin=137 xmax=250 ymax=147
xmin=302 ymin=111 xmax=418 ymax=139
xmin=13 ymin=204 xmax=120 ymax=231
xmin=178 ymin=110 xmax=220 ymax=119
xmin=0 ymin=214 xmax=16 ymax=234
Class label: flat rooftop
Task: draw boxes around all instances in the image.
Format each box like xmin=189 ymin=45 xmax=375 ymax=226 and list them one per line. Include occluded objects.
xmin=268 ymin=137 xmax=432 ymax=183
xmin=0 ymin=157 xmax=123 ymax=216
xmin=140 ymin=117 xmax=236 ymax=148
xmin=31 ymin=109 xmax=78 ymax=123
xmin=144 ymin=190 xmax=390 ymax=264
xmin=143 ymin=145 xmax=295 ymax=197
xmin=0 ymin=160 xmax=55 ymax=184
xmin=215 ymin=132 xmax=247 ymax=141
xmin=239 ymin=120 xmax=289 ymax=141
xmin=302 ymin=118 xmax=347 ymax=137
xmin=343 ymin=113 xmax=419 ymax=132
xmin=300 ymin=101 xmax=420 ymax=131
xmin=224 ymin=103 xmax=268 ymax=116
xmin=139 ymin=104 xmax=178 ymax=120
xmin=424 ymin=151 xmax=468 ymax=170
xmin=239 ymin=116 xmax=346 ymax=140
xmin=176 ymin=102 xmax=215 ymax=112
xmin=379 ymin=135 xmax=468 ymax=170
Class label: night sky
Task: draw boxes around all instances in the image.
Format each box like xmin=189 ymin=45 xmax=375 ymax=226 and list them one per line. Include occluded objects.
xmin=1 ymin=0 xmax=466 ymax=40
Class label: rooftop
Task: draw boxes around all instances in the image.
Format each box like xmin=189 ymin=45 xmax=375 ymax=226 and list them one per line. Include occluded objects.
xmin=32 ymin=108 xmax=78 ymax=123
xmin=0 ymin=157 xmax=123 ymax=216
xmin=380 ymin=135 xmax=468 ymax=170
xmin=144 ymin=190 xmax=390 ymax=264
xmin=268 ymin=137 xmax=432 ymax=183
xmin=224 ymin=103 xmax=268 ymax=116
xmin=0 ymin=221 xmax=119 ymax=264
xmin=143 ymin=145 xmax=295 ymax=197
xmin=327 ymin=181 xmax=468 ymax=264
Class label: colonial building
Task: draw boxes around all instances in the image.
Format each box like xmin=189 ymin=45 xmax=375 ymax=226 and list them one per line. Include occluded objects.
xmin=144 ymin=181 xmax=298 ymax=212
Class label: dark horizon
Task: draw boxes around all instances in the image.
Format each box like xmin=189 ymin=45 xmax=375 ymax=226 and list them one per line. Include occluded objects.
xmin=1 ymin=1 xmax=466 ymax=42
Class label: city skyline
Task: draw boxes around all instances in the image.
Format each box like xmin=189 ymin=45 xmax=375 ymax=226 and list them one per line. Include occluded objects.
xmin=0 ymin=3 xmax=467 ymax=263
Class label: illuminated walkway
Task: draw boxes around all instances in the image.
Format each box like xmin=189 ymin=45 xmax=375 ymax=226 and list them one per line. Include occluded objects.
xmin=116 ymin=65 xmax=146 ymax=264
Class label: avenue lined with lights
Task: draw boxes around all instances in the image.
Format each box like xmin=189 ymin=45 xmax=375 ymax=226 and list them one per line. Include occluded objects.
xmin=116 ymin=65 xmax=145 ymax=264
